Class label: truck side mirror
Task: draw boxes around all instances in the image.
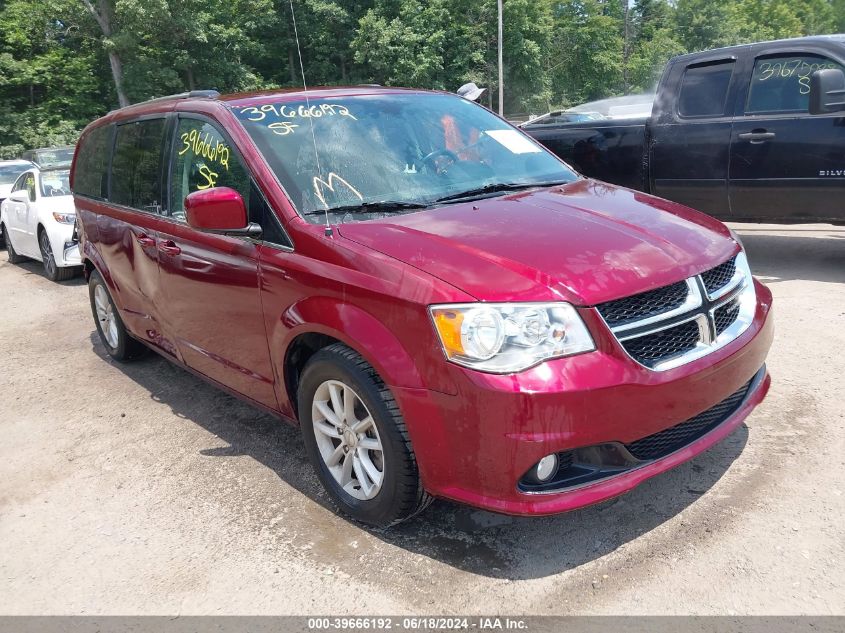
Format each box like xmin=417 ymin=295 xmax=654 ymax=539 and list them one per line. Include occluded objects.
xmin=809 ymin=68 xmax=845 ymax=115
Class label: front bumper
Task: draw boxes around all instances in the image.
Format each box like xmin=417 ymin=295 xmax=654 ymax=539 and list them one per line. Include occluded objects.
xmin=46 ymin=222 xmax=80 ymax=267
xmin=395 ymin=280 xmax=773 ymax=515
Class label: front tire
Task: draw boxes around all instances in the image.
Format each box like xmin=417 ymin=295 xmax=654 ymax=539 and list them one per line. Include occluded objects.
xmin=39 ymin=229 xmax=74 ymax=281
xmin=3 ymin=225 xmax=25 ymax=264
xmin=88 ymin=269 xmax=147 ymax=361
xmin=298 ymin=343 xmax=432 ymax=527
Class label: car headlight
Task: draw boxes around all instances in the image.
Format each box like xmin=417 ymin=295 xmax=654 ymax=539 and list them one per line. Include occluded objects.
xmin=429 ymin=302 xmax=595 ymax=373
xmin=52 ymin=212 xmax=76 ymax=225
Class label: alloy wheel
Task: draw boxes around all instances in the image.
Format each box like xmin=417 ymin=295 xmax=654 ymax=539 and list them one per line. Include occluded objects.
xmin=311 ymin=379 xmax=385 ymax=500
xmin=39 ymin=231 xmax=56 ymax=278
xmin=94 ymin=284 xmax=119 ymax=349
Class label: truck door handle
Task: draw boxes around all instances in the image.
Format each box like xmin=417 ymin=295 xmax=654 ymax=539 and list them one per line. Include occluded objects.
xmin=738 ymin=130 xmax=776 ymax=144
xmin=134 ymin=232 xmax=156 ymax=248
xmin=158 ymin=240 xmax=181 ymax=256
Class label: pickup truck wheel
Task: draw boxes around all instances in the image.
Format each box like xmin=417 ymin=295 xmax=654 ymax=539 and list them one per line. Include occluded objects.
xmin=3 ymin=226 xmax=25 ymax=264
xmin=298 ymin=343 xmax=433 ymax=527
xmin=88 ymin=270 xmax=147 ymax=361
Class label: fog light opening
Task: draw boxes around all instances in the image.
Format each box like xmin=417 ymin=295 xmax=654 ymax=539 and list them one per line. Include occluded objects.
xmin=534 ymin=454 xmax=559 ymax=482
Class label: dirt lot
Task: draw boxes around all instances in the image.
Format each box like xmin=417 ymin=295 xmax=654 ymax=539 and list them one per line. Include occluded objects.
xmin=0 ymin=222 xmax=843 ymax=615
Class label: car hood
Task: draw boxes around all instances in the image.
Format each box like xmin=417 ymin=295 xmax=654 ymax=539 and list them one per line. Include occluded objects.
xmin=0 ymin=184 xmax=13 ymax=199
xmin=336 ymin=180 xmax=738 ymax=305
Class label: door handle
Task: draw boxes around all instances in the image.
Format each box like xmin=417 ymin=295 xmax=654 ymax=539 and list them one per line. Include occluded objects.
xmin=738 ymin=130 xmax=776 ymax=144
xmin=134 ymin=232 xmax=156 ymax=248
xmin=158 ymin=240 xmax=181 ymax=256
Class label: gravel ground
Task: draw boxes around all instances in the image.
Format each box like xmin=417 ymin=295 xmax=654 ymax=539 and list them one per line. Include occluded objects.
xmin=0 ymin=222 xmax=843 ymax=615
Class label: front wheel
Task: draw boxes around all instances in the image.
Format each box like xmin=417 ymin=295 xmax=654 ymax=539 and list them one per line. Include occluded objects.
xmin=88 ymin=269 xmax=147 ymax=361
xmin=298 ymin=343 xmax=432 ymax=527
xmin=39 ymin=229 xmax=75 ymax=281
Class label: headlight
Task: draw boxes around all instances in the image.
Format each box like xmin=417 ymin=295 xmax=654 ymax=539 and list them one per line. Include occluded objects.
xmin=429 ymin=302 xmax=595 ymax=373
xmin=52 ymin=212 xmax=76 ymax=225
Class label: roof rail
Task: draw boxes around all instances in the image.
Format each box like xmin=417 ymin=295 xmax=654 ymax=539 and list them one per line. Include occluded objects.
xmin=109 ymin=89 xmax=221 ymax=113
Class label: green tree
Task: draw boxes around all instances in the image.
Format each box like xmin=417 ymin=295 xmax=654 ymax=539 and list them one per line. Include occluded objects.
xmin=0 ymin=0 xmax=109 ymax=157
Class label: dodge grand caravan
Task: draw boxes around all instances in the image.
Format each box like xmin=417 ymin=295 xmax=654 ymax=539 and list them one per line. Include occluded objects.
xmin=71 ymin=87 xmax=773 ymax=527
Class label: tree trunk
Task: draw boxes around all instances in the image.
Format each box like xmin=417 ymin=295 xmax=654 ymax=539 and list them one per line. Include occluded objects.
xmin=289 ymin=48 xmax=297 ymax=84
xmin=108 ymin=51 xmax=129 ymax=107
xmin=81 ymin=0 xmax=130 ymax=107
xmin=185 ymin=66 xmax=196 ymax=91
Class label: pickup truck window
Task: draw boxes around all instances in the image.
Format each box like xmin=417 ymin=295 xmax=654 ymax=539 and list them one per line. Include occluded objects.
xmin=746 ymin=54 xmax=845 ymax=114
xmin=111 ymin=119 xmax=167 ymax=214
xmin=678 ymin=60 xmax=735 ymax=118
xmin=231 ymin=93 xmax=577 ymax=223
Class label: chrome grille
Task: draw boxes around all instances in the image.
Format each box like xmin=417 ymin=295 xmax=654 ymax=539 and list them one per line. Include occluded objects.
xmin=597 ymin=254 xmax=754 ymax=371
xmin=621 ymin=320 xmax=700 ymax=367
xmin=701 ymin=258 xmax=737 ymax=296
xmin=714 ymin=298 xmax=741 ymax=336
xmin=597 ymin=281 xmax=689 ymax=328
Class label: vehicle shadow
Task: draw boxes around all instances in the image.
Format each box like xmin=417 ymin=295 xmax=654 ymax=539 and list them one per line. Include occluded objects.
xmin=733 ymin=224 xmax=845 ymax=285
xmin=9 ymin=258 xmax=86 ymax=286
xmin=89 ymin=332 xmax=748 ymax=580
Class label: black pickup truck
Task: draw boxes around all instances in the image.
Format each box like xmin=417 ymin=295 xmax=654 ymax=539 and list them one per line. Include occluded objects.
xmin=524 ymin=35 xmax=845 ymax=224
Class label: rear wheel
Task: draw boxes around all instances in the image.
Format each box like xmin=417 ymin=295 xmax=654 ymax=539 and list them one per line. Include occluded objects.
xmin=39 ymin=229 xmax=74 ymax=282
xmin=3 ymin=225 xmax=25 ymax=264
xmin=88 ymin=269 xmax=147 ymax=361
xmin=298 ymin=343 xmax=432 ymax=527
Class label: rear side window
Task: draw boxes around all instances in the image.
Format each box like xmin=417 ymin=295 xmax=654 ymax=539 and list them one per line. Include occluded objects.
xmin=73 ymin=126 xmax=111 ymax=199
xmin=111 ymin=119 xmax=166 ymax=213
xmin=746 ymin=54 xmax=845 ymax=114
xmin=678 ymin=60 xmax=735 ymax=118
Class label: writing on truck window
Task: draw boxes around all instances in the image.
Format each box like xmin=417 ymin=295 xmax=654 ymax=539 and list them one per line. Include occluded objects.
xmin=747 ymin=54 xmax=845 ymax=113
xmin=755 ymin=58 xmax=841 ymax=95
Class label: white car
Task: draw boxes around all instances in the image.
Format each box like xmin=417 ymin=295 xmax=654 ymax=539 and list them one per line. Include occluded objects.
xmin=0 ymin=159 xmax=36 ymax=246
xmin=0 ymin=167 xmax=81 ymax=281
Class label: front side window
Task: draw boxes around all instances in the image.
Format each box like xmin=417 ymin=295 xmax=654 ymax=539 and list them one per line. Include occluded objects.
xmin=678 ymin=60 xmax=736 ymax=118
xmin=746 ymin=54 xmax=845 ymax=114
xmin=10 ymin=172 xmax=29 ymax=192
xmin=169 ymin=117 xmax=291 ymax=247
xmin=231 ymin=93 xmax=577 ymax=223
xmin=111 ymin=119 xmax=166 ymax=213
xmin=170 ymin=118 xmax=251 ymax=222
xmin=23 ymin=173 xmax=37 ymax=202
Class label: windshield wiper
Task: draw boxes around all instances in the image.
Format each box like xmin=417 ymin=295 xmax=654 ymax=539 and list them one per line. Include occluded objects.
xmin=303 ymin=200 xmax=428 ymax=216
xmin=433 ymin=180 xmax=571 ymax=204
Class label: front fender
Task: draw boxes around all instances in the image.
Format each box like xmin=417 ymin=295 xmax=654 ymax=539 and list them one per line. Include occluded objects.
xmin=276 ymin=296 xmax=426 ymax=393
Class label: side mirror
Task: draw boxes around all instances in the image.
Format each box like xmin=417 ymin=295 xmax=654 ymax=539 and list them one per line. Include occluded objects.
xmin=184 ymin=187 xmax=262 ymax=238
xmin=809 ymin=68 xmax=845 ymax=115
xmin=7 ymin=191 xmax=28 ymax=202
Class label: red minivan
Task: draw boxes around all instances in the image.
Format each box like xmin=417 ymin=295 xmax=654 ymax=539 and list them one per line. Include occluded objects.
xmin=71 ymin=87 xmax=773 ymax=527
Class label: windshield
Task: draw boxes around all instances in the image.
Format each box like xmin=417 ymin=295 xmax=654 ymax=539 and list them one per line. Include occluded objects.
xmin=0 ymin=164 xmax=28 ymax=186
xmin=231 ymin=92 xmax=577 ymax=222
xmin=33 ymin=148 xmax=74 ymax=169
xmin=40 ymin=170 xmax=71 ymax=197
